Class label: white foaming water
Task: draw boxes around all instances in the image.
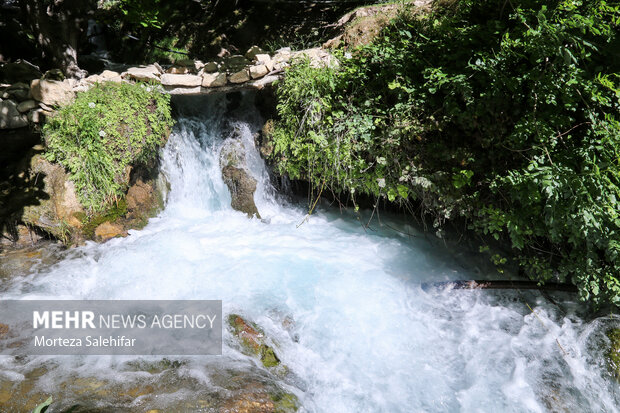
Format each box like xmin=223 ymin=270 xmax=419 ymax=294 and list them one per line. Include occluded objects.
xmin=1 ymin=93 xmax=619 ymax=412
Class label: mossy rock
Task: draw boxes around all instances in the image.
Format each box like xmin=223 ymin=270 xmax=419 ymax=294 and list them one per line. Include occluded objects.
xmin=607 ymin=328 xmax=620 ymax=380
xmin=228 ymin=314 xmax=282 ymax=370
xmin=43 ymin=81 xmax=173 ymax=212
xmin=270 ymin=392 xmax=299 ymax=413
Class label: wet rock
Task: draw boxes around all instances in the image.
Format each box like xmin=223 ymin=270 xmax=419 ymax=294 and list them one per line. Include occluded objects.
xmin=0 ymin=60 xmax=42 ymax=84
xmin=202 ymin=72 xmax=227 ymax=88
xmin=607 ymin=328 xmax=620 ymax=379
xmin=22 ymin=156 xmax=85 ymax=243
xmin=0 ymin=361 xmax=300 ymax=412
xmin=160 ymin=73 xmax=202 ymax=87
xmin=0 ymin=99 xmax=28 ymax=129
xmin=250 ymin=65 xmax=269 ymax=79
xmin=259 ymin=119 xmax=276 ymax=158
xmin=219 ymin=139 xmax=260 ymax=218
xmin=221 ymin=166 xmax=260 ymax=218
xmin=0 ymin=242 xmax=63 ymax=279
xmin=94 ymin=221 xmax=126 ymax=241
xmin=229 ymin=69 xmax=250 ymax=84
xmin=228 ymin=314 xmax=282 ymax=369
xmin=125 ymin=170 xmax=167 ymax=229
xmin=30 ymin=79 xmax=74 ymax=107
xmin=0 ymin=225 xmax=42 ymax=249
xmin=126 ymin=181 xmax=152 ymax=211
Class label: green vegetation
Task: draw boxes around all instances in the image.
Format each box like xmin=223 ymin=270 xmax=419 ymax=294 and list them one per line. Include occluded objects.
xmin=81 ymin=199 xmax=127 ymax=238
xmin=43 ymin=82 xmax=173 ymax=212
xmin=270 ymin=392 xmax=300 ymax=413
xmin=269 ymin=0 xmax=620 ymax=305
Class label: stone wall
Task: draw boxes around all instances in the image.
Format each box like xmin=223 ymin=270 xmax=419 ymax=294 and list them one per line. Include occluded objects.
xmin=0 ymin=46 xmax=335 ymax=132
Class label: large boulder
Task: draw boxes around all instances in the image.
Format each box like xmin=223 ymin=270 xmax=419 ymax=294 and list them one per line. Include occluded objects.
xmin=21 ymin=156 xmax=85 ymax=243
xmin=219 ymin=138 xmax=260 ymax=218
xmin=30 ymin=79 xmax=74 ymax=107
xmin=228 ymin=314 xmax=281 ymax=369
xmin=0 ymin=100 xmax=28 ymax=129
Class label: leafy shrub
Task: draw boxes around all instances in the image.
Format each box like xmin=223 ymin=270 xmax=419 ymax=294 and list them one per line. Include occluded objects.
xmin=269 ymin=0 xmax=620 ymax=305
xmin=44 ymin=82 xmax=173 ymax=211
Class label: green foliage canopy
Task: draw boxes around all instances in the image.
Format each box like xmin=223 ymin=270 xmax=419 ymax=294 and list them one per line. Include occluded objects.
xmin=269 ymin=0 xmax=620 ymax=305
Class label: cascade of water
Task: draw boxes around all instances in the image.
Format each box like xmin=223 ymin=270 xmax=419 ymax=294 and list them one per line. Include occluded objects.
xmin=0 ymin=92 xmax=617 ymax=412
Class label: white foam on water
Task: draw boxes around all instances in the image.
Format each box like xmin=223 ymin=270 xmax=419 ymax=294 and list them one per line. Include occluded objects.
xmin=1 ymin=93 xmax=618 ymax=412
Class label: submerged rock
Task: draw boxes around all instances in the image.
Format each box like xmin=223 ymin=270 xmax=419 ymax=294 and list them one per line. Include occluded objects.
xmin=0 ymin=353 xmax=300 ymax=412
xmin=219 ymin=138 xmax=261 ymax=218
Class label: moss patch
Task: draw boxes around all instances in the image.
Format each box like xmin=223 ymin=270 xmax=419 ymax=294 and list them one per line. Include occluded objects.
xmin=228 ymin=314 xmax=283 ymax=370
xmin=607 ymin=328 xmax=620 ymax=380
xmin=82 ymin=199 xmax=127 ymax=239
xmin=270 ymin=392 xmax=299 ymax=413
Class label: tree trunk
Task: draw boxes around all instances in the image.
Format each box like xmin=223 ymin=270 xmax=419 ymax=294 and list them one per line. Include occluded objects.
xmin=19 ymin=0 xmax=94 ymax=78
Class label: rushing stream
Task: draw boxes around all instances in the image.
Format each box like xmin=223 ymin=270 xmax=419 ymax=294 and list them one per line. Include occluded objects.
xmin=0 ymin=93 xmax=618 ymax=412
